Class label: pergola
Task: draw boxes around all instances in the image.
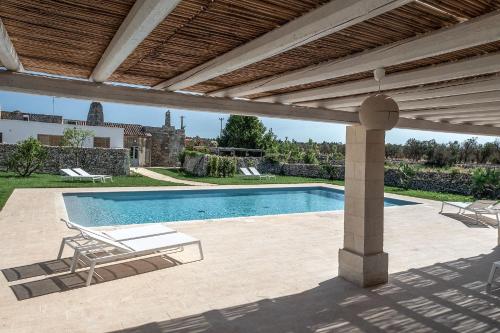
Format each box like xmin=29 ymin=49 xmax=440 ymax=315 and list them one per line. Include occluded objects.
xmin=0 ymin=0 xmax=499 ymax=287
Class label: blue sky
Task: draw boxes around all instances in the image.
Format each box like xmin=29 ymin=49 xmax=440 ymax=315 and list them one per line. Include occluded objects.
xmin=0 ymin=90 xmax=497 ymax=144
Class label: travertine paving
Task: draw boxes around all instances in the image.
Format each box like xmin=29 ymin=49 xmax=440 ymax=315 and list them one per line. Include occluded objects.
xmin=133 ymin=167 xmax=213 ymax=186
xmin=0 ymin=185 xmax=498 ymax=333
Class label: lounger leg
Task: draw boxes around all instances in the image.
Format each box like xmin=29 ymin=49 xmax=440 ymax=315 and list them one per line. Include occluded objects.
xmin=86 ymin=262 xmax=96 ymax=287
xmin=487 ymin=264 xmax=497 ymax=286
xmin=440 ymin=202 xmax=445 ymax=213
xmin=57 ymin=238 xmax=67 ymax=259
xmin=198 ymin=242 xmax=204 ymax=261
xmin=70 ymin=250 xmax=80 ymax=273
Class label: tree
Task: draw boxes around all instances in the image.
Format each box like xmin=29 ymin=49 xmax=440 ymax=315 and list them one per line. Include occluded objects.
xmin=7 ymin=137 xmax=48 ymax=177
xmin=62 ymin=128 xmax=94 ymax=149
xmin=303 ymin=139 xmax=319 ymax=164
xmin=62 ymin=128 xmax=94 ymax=166
xmin=403 ymin=138 xmax=425 ymax=162
xmin=218 ymin=115 xmax=267 ymax=149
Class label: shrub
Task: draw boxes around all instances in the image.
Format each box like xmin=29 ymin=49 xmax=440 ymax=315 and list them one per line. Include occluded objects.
xmin=207 ymin=155 xmax=220 ymax=177
xmin=398 ymin=163 xmax=416 ymax=190
xmin=471 ymin=168 xmax=500 ymax=199
xmin=7 ymin=137 xmax=48 ymax=177
xmin=178 ymin=150 xmax=186 ymax=165
xmin=303 ymin=150 xmax=318 ymax=164
xmin=207 ymin=155 xmax=236 ymax=177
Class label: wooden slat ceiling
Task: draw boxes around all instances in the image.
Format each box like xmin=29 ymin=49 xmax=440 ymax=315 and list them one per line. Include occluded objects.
xmin=1 ymin=0 xmax=500 ymax=127
xmin=0 ymin=0 xmax=135 ymax=78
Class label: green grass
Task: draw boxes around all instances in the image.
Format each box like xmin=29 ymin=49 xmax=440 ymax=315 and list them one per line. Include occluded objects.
xmin=383 ymin=186 xmax=473 ymax=202
xmin=0 ymin=171 xmax=179 ymax=210
xmin=149 ymin=168 xmax=474 ymax=202
xmin=148 ymin=168 xmax=344 ymax=186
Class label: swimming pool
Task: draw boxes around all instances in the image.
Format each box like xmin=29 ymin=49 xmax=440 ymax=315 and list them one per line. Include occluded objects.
xmin=63 ymin=187 xmax=417 ymax=227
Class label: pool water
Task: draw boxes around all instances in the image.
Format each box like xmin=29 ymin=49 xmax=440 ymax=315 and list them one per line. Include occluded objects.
xmin=63 ymin=187 xmax=417 ymax=227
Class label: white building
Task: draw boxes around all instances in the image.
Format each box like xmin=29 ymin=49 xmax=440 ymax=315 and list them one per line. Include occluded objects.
xmin=0 ymin=111 xmax=123 ymax=148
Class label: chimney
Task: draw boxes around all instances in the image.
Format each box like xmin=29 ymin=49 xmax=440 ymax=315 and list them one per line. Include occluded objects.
xmin=87 ymin=102 xmax=104 ymax=126
xmin=180 ymin=115 xmax=185 ymax=130
xmin=164 ymin=110 xmax=171 ymax=127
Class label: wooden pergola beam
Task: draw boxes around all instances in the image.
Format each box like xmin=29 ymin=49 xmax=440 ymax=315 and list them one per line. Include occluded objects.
xmin=0 ymin=18 xmax=22 ymax=71
xmin=0 ymin=71 xmax=358 ymax=124
xmin=446 ymin=114 xmax=500 ymax=124
xmin=154 ymin=0 xmax=410 ymax=91
xmin=423 ymin=110 xmax=500 ymax=121
xmin=395 ymin=117 xmax=500 ymax=135
xmin=91 ymin=0 xmax=180 ymax=83
xmin=402 ymin=102 xmax=500 ymax=116
xmin=258 ymin=52 xmax=500 ymax=104
xmin=300 ymin=75 xmax=500 ymax=109
xmin=0 ymin=71 xmax=498 ymax=136
xmin=397 ymin=91 xmax=500 ymax=110
xmin=211 ymin=10 xmax=500 ymax=98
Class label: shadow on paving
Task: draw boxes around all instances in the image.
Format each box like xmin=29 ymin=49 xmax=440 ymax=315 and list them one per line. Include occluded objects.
xmin=440 ymin=213 xmax=498 ymax=229
xmin=5 ymin=255 xmax=180 ymax=300
xmin=109 ymin=248 xmax=500 ymax=333
xmin=2 ymin=257 xmax=74 ymax=282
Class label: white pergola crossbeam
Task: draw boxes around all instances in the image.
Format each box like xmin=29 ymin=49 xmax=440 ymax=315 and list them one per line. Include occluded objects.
xmin=402 ymin=102 xmax=500 ymax=116
xmin=0 ymin=71 xmax=358 ymax=124
xmin=257 ymin=52 xmax=500 ymax=104
xmin=398 ymin=91 xmax=500 ymax=110
xmin=211 ymin=10 xmax=500 ymax=98
xmin=0 ymin=71 xmax=498 ymax=136
xmin=0 ymin=18 xmax=23 ymax=71
xmin=154 ymin=0 xmax=411 ymax=91
xmin=90 ymin=0 xmax=180 ymax=83
xmin=300 ymin=75 xmax=500 ymax=109
xmin=396 ymin=117 xmax=500 ymax=135
xmin=423 ymin=110 xmax=500 ymax=121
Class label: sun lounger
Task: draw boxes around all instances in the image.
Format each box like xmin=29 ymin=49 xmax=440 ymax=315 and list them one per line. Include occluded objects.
xmin=61 ymin=168 xmax=103 ymax=183
xmin=487 ymin=260 xmax=500 ymax=289
xmin=71 ymin=229 xmax=203 ymax=286
xmin=240 ymin=167 xmax=259 ymax=177
xmin=440 ymin=200 xmax=498 ymax=225
xmin=57 ymin=219 xmax=176 ymax=259
xmin=249 ymin=167 xmax=275 ymax=179
xmin=73 ymin=168 xmax=113 ymax=182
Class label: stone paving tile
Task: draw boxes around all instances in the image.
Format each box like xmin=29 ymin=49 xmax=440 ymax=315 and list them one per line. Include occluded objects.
xmin=0 ymin=186 xmax=498 ymax=332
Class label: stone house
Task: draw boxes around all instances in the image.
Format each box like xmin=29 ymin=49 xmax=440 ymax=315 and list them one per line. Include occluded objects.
xmin=0 ymin=102 xmax=185 ymax=167
xmin=83 ymin=102 xmax=185 ymax=167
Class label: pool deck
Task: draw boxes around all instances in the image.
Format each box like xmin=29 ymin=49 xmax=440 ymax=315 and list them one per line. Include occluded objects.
xmin=0 ymin=184 xmax=499 ymax=332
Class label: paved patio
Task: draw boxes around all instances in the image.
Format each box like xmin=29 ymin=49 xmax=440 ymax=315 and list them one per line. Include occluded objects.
xmin=0 ymin=185 xmax=499 ymax=332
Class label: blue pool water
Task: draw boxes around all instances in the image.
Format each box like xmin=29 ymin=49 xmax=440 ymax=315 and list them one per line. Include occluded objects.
xmin=63 ymin=187 xmax=417 ymax=227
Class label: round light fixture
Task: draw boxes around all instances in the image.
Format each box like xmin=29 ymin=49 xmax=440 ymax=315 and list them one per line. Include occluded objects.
xmin=359 ymin=93 xmax=399 ymax=130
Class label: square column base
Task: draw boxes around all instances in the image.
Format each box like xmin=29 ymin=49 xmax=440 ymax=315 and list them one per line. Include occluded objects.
xmin=338 ymin=249 xmax=388 ymax=287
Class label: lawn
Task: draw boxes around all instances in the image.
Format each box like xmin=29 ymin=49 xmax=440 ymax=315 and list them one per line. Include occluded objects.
xmin=0 ymin=171 xmax=178 ymax=210
xmin=149 ymin=168 xmax=474 ymax=202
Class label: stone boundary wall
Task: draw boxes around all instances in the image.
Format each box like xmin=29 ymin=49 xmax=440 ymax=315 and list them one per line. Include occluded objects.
xmin=0 ymin=143 xmax=130 ymax=175
xmin=184 ymin=154 xmax=473 ymax=195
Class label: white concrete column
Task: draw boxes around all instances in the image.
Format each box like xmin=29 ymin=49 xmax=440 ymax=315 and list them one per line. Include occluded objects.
xmin=339 ymin=125 xmax=388 ymax=287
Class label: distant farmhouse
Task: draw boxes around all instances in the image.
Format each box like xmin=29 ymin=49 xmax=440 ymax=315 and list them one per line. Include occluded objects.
xmin=0 ymin=102 xmax=185 ymax=167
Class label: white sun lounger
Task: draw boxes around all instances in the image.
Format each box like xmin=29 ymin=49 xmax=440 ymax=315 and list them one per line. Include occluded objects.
xmin=73 ymin=168 xmax=113 ymax=182
xmin=61 ymin=168 xmax=103 ymax=183
xmin=240 ymin=167 xmax=259 ymax=177
xmin=249 ymin=167 xmax=275 ymax=179
xmin=57 ymin=219 xmax=176 ymax=259
xmin=487 ymin=261 xmax=500 ymax=289
xmin=440 ymin=200 xmax=499 ymax=225
xmin=71 ymin=230 xmax=203 ymax=286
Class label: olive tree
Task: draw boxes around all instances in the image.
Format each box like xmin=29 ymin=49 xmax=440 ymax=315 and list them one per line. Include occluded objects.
xmin=7 ymin=137 xmax=48 ymax=177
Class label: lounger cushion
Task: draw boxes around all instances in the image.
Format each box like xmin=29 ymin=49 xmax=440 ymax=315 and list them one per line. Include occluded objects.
xmin=120 ymin=232 xmax=199 ymax=252
xmin=103 ymin=224 xmax=176 ymax=241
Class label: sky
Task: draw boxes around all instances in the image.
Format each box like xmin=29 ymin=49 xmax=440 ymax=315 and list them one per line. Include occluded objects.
xmin=0 ymin=90 xmax=497 ymax=144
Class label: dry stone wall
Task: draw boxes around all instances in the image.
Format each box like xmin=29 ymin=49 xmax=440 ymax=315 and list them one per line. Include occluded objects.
xmin=0 ymin=143 xmax=130 ymax=175
xmin=183 ymin=153 xmax=474 ymax=195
